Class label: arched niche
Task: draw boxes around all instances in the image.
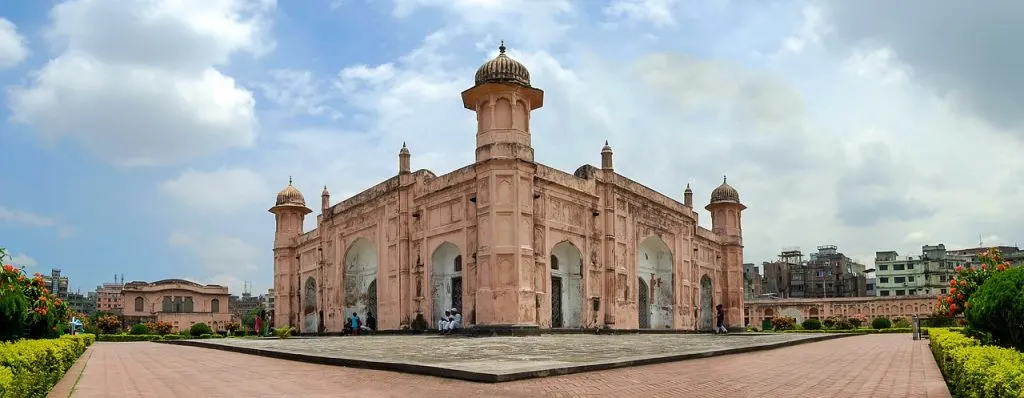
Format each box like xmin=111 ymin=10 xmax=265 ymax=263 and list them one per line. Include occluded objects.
xmin=343 ymin=238 xmax=378 ymax=322
xmin=304 ymin=277 xmax=318 ymax=332
xmin=550 ymin=241 xmax=584 ymax=328
xmin=430 ymin=242 xmax=463 ymax=326
xmin=638 ymin=236 xmax=674 ymax=329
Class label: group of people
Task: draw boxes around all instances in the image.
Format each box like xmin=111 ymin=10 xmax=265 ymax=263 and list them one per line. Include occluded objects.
xmin=345 ymin=311 xmax=377 ymax=335
xmin=437 ymin=308 xmax=462 ymax=334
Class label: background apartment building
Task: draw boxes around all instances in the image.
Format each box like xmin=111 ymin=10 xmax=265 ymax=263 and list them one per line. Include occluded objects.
xmin=762 ymin=245 xmax=869 ymax=298
xmin=874 ymin=244 xmax=966 ymax=297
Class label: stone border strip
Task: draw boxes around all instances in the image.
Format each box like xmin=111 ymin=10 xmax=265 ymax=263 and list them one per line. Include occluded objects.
xmin=46 ymin=345 xmax=94 ymax=398
xmin=161 ymin=333 xmax=854 ymax=383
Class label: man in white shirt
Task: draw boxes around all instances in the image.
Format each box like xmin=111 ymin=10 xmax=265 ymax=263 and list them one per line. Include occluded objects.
xmin=447 ymin=308 xmax=462 ymax=333
xmin=438 ymin=310 xmax=450 ymax=333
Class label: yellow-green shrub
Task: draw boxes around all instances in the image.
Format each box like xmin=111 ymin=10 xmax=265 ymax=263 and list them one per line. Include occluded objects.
xmin=0 ymin=333 xmax=94 ymax=397
xmin=929 ymin=328 xmax=1024 ymax=397
xmin=96 ymin=334 xmax=163 ymax=342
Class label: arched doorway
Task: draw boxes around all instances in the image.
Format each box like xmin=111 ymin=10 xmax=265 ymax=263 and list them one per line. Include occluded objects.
xmin=343 ymin=238 xmax=378 ymax=324
xmin=430 ymin=242 xmax=463 ymax=327
xmin=700 ymin=275 xmax=713 ymax=330
xmin=638 ymin=236 xmax=674 ymax=328
xmin=809 ymin=307 xmax=820 ymax=320
xmin=638 ymin=277 xmax=650 ymax=329
xmin=304 ymin=277 xmax=317 ymax=333
xmin=550 ymin=241 xmax=584 ymax=328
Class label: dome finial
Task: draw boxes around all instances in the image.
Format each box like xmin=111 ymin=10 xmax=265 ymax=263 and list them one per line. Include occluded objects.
xmin=499 ymin=40 xmax=506 ymax=54
xmin=723 ymin=175 xmax=727 ymax=184
xmin=402 ymin=141 xmax=407 ymax=148
xmin=289 ymin=176 xmax=293 ymax=186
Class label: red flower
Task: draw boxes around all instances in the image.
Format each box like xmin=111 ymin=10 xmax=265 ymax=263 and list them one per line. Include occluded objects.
xmin=959 ymin=280 xmax=967 ymax=287
xmin=950 ymin=279 xmax=957 ymax=287
xmin=950 ymin=303 xmax=957 ymax=312
xmin=997 ymin=264 xmax=1007 ymax=271
xmin=955 ymin=265 xmax=964 ymax=272
xmin=982 ymin=264 xmax=988 ymax=270
xmin=950 ymin=287 xmax=957 ymax=295
xmin=946 ymin=296 xmax=954 ymax=304
xmin=39 ymin=296 xmax=47 ymax=302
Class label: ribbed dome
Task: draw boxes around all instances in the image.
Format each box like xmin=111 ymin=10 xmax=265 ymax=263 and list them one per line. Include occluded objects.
xmin=474 ymin=42 xmax=531 ymax=87
xmin=710 ymin=177 xmax=740 ymax=204
xmin=275 ymin=178 xmax=306 ymax=206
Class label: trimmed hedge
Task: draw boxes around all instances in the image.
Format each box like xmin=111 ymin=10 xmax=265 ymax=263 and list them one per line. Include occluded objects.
xmin=97 ymin=334 xmax=164 ymax=342
xmin=929 ymin=328 xmax=1024 ymax=397
xmin=0 ymin=333 xmax=95 ymax=397
xmin=783 ymin=328 xmax=914 ymax=334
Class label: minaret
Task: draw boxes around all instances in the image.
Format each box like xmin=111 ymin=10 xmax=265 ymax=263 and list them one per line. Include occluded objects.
xmin=399 ymin=142 xmax=411 ymax=174
xmin=462 ymin=42 xmax=543 ymax=327
xmin=705 ymin=175 xmax=746 ymax=330
xmin=462 ymin=41 xmax=544 ymax=163
xmin=601 ymin=141 xmax=613 ymax=171
xmin=269 ymin=177 xmax=312 ymax=328
xmin=321 ymin=186 xmax=330 ymax=212
xmin=684 ymin=183 xmax=693 ymax=208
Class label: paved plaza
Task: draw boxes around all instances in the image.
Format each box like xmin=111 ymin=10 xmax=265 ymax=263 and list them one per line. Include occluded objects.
xmin=167 ymin=333 xmax=838 ymax=380
xmin=64 ymin=333 xmax=949 ymax=398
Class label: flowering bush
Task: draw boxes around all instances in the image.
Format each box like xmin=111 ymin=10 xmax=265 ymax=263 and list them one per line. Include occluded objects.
xmin=935 ymin=248 xmax=1012 ymax=318
xmin=95 ymin=315 xmax=121 ymax=334
xmin=150 ymin=321 xmax=173 ymax=335
xmin=771 ymin=316 xmax=796 ymax=331
xmin=848 ymin=313 xmax=868 ymax=328
xmin=224 ymin=322 xmax=241 ymax=334
xmin=0 ymin=247 xmax=73 ymax=342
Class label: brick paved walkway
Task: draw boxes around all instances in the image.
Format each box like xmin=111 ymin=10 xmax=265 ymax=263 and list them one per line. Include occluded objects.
xmin=68 ymin=334 xmax=949 ymax=398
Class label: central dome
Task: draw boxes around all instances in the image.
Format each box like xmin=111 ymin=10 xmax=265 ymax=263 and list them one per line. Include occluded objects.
xmin=710 ymin=176 xmax=740 ymax=204
xmin=474 ymin=42 xmax=531 ymax=87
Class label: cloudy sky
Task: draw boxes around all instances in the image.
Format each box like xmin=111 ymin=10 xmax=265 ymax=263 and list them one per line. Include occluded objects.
xmin=1 ymin=0 xmax=1021 ymax=295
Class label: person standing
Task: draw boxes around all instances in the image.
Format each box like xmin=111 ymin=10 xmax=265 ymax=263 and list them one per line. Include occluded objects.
xmin=365 ymin=312 xmax=377 ymax=332
xmin=349 ymin=312 xmax=362 ymax=336
xmin=716 ymin=304 xmax=728 ymax=334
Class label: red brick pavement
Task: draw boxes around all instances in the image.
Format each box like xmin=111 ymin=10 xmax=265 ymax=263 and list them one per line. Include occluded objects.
xmin=69 ymin=334 xmax=949 ymax=398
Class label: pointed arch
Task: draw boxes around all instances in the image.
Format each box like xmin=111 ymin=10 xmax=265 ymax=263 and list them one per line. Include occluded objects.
xmin=638 ymin=235 xmax=674 ymax=329
xmin=550 ymin=240 xmax=584 ymax=328
xmin=430 ymin=242 xmax=463 ymax=326
xmin=700 ymin=275 xmax=713 ymax=330
xmin=343 ymin=237 xmax=378 ymax=323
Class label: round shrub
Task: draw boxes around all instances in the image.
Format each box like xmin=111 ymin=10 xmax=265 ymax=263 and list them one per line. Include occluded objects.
xmin=801 ymin=318 xmax=822 ymax=330
xmin=965 ymin=266 xmax=1024 ymax=351
xmin=771 ymin=316 xmax=796 ymax=331
xmin=871 ymin=317 xmax=892 ymax=329
xmin=189 ymin=322 xmax=213 ymax=337
xmin=129 ymin=323 xmax=150 ymax=335
xmin=893 ymin=317 xmax=911 ymax=328
xmin=822 ymin=316 xmax=837 ymax=329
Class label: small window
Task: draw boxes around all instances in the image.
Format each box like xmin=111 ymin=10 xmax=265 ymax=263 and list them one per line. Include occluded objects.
xmin=880 ymin=277 xmax=889 ymax=283
xmin=880 ymin=290 xmax=890 ymax=296
xmin=941 ymin=288 xmax=947 ymax=294
xmin=879 ymin=265 xmax=888 ymax=271
xmin=454 ymin=255 xmax=463 ymax=272
xmin=895 ymin=290 xmax=906 ymax=296
xmin=907 ymin=264 xmax=914 ymax=270
xmin=908 ymin=276 xmax=915 ymax=282
xmin=211 ymin=298 xmax=220 ymax=313
xmin=894 ymin=277 xmax=906 ymax=283
xmin=134 ymin=297 xmax=144 ymax=312
xmin=550 ymin=255 xmax=559 ymax=270
xmin=894 ymin=264 xmax=905 ymax=271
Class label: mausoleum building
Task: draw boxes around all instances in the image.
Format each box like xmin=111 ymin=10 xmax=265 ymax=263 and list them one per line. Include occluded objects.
xmin=271 ymin=44 xmax=747 ymax=332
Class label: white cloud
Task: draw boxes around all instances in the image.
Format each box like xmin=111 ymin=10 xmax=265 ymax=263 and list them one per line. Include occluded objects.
xmin=8 ymin=253 xmax=38 ymax=268
xmin=169 ymin=231 xmax=261 ymax=293
xmin=0 ymin=206 xmax=77 ymax=238
xmin=0 ymin=18 xmax=28 ymax=68
xmin=6 ymin=0 xmax=276 ymax=167
xmin=159 ymin=168 xmax=271 ymax=214
xmin=110 ymin=1 xmax=1024 ymax=292
xmin=256 ymin=69 xmax=342 ymax=119
xmin=604 ymin=0 xmax=679 ymax=28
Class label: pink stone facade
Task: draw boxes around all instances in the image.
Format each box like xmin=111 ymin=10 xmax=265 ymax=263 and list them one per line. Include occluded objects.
xmin=120 ymin=279 xmax=233 ymax=333
xmin=743 ymin=295 xmax=940 ymax=327
xmin=271 ymin=45 xmax=747 ymax=332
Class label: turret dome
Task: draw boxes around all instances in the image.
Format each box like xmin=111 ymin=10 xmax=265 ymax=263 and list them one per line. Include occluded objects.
xmin=275 ymin=177 xmax=306 ymax=206
xmin=474 ymin=41 xmax=531 ymax=87
xmin=710 ymin=176 xmax=740 ymax=204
